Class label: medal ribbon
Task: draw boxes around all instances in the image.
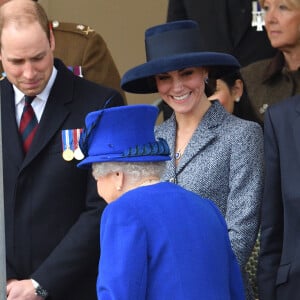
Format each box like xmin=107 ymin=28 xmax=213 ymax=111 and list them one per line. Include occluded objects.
xmin=62 ymin=129 xmax=73 ymax=151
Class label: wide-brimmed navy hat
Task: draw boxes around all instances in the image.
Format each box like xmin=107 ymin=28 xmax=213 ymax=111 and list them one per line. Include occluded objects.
xmin=121 ymin=20 xmax=240 ymax=94
xmin=77 ymin=105 xmax=171 ymax=168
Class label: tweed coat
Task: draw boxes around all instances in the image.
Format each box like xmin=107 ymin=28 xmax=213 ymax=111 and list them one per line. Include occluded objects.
xmin=98 ymin=182 xmax=245 ymax=300
xmin=155 ymin=101 xmax=263 ymax=298
xmin=241 ymin=52 xmax=300 ymax=122
xmin=258 ymin=95 xmax=300 ymax=300
xmin=1 ymin=58 xmax=124 ymax=300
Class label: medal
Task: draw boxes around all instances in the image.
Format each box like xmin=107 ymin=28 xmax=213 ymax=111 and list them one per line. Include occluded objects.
xmin=62 ymin=129 xmax=74 ymax=161
xmin=252 ymin=1 xmax=265 ymax=31
xmin=73 ymin=128 xmax=84 ymax=160
xmin=74 ymin=148 xmax=84 ymax=160
xmin=62 ymin=148 xmax=74 ymax=161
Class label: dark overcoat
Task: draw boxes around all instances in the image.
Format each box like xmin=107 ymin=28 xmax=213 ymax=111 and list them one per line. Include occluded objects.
xmin=1 ymin=58 xmax=124 ymax=300
xmin=259 ymin=95 xmax=300 ymax=300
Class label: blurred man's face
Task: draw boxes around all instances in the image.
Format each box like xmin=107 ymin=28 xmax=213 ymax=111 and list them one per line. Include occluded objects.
xmin=0 ymin=0 xmax=10 ymax=6
xmin=0 ymin=21 xmax=55 ymax=96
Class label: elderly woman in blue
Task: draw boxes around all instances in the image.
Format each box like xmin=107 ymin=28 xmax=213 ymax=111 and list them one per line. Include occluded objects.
xmin=78 ymin=105 xmax=245 ymax=300
xmin=121 ymin=21 xmax=264 ymax=300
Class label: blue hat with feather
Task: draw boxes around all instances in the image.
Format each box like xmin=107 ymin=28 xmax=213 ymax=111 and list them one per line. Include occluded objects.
xmin=77 ymin=105 xmax=170 ymax=168
xmin=121 ymin=20 xmax=240 ymax=94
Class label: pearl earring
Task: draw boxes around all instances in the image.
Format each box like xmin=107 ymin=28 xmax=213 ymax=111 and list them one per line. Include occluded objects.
xmin=117 ymin=186 xmax=121 ymax=191
xmin=235 ymin=97 xmax=240 ymax=102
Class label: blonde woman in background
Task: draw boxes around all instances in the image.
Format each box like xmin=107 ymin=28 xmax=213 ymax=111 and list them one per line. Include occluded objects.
xmin=241 ymin=0 xmax=300 ymax=121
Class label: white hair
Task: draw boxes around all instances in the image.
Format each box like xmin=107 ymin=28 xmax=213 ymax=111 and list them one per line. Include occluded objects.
xmin=92 ymin=161 xmax=166 ymax=185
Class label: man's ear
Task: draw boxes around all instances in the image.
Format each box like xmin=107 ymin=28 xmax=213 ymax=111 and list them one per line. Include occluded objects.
xmin=49 ymin=28 xmax=55 ymax=51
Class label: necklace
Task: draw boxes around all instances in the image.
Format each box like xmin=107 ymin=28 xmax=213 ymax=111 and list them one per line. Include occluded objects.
xmin=175 ymin=141 xmax=189 ymax=160
xmin=175 ymin=150 xmax=182 ymax=160
xmin=175 ymin=150 xmax=183 ymax=160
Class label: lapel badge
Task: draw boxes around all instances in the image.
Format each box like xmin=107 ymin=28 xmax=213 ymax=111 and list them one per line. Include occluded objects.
xmin=259 ymin=103 xmax=269 ymax=114
xmin=82 ymin=26 xmax=94 ymax=35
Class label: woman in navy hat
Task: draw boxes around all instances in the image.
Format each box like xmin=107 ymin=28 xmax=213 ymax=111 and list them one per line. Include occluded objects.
xmin=78 ymin=104 xmax=245 ymax=300
xmin=121 ymin=20 xmax=264 ymax=300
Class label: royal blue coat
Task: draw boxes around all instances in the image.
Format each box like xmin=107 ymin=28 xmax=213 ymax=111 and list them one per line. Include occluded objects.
xmin=97 ymin=182 xmax=245 ymax=300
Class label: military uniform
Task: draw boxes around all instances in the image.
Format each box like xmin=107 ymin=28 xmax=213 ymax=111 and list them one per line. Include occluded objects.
xmin=241 ymin=51 xmax=300 ymax=122
xmin=0 ymin=20 xmax=126 ymax=101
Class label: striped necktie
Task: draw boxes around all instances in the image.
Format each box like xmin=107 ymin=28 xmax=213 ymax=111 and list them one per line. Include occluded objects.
xmin=19 ymin=95 xmax=38 ymax=153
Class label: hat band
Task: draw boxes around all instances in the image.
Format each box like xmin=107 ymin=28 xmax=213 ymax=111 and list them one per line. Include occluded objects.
xmin=146 ymin=27 xmax=203 ymax=61
xmin=123 ymin=138 xmax=170 ymax=158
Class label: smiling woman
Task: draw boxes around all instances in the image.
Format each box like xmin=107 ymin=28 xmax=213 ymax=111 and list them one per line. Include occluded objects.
xmin=121 ymin=20 xmax=264 ymax=300
xmin=155 ymin=67 xmax=208 ymax=118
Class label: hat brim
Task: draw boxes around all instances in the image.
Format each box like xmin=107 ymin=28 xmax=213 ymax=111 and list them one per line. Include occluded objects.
xmin=121 ymin=52 xmax=240 ymax=94
xmin=77 ymin=154 xmax=170 ymax=169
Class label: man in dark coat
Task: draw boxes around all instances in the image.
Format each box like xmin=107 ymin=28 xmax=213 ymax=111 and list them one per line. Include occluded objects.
xmin=260 ymin=96 xmax=300 ymax=300
xmin=0 ymin=1 xmax=124 ymax=299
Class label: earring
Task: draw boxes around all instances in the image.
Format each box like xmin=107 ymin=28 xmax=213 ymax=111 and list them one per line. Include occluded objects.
xmin=117 ymin=186 xmax=121 ymax=191
xmin=204 ymin=77 xmax=208 ymax=84
xmin=235 ymin=97 xmax=240 ymax=102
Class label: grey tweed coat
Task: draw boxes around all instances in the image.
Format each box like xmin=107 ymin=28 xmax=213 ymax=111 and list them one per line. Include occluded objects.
xmin=155 ymin=101 xmax=263 ymax=290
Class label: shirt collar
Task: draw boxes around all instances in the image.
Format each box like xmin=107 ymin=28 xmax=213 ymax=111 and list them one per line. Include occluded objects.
xmin=14 ymin=66 xmax=57 ymax=105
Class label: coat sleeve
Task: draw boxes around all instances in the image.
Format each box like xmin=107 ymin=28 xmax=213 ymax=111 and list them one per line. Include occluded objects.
xmin=97 ymin=201 xmax=147 ymax=300
xmin=258 ymin=108 xmax=283 ymax=300
xmin=226 ymin=122 xmax=264 ymax=269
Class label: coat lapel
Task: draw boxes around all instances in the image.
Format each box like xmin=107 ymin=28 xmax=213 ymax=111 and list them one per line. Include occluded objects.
xmin=22 ymin=59 xmax=74 ymax=167
xmin=1 ymin=79 xmax=24 ymax=167
xmin=177 ymin=101 xmax=224 ymax=173
xmin=156 ymin=101 xmax=227 ymax=182
xmin=293 ymin=100 xmax=300 ymax=158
